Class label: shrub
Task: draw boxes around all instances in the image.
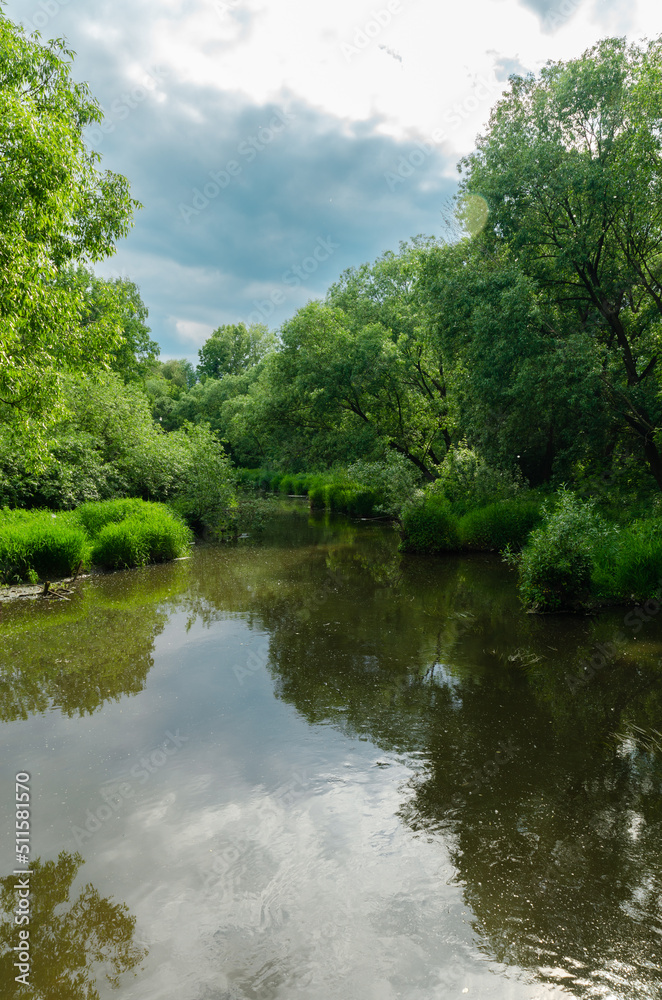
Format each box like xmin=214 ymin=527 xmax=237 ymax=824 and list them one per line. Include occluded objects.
xmin=430 ymin=445 xmax=526 ymax=516
xmin=91 ymin=509 xmax=191 ymax=570
xmin=341 ymin=487 xmax=381 ymax=517
xmin=0 ymin=517 xmax=88 ymax=583
xmin=459 ymin=499 xmax=542 ymax=551
xmin=517 ymin=490 xmax=605 ymax=611
xmin=347 ymin=454 xmax=420 ymax=519
xmin=400 ymin=496 xmax=460 ymax=553
xmin=170 ymin=425 xmax=237 ymax=534
xmin=236 ymin=468 xmax=261 ymax=488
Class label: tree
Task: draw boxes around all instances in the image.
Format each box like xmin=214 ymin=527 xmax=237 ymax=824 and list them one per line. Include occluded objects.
xmin=258 ymin=300 xmax=445 ymax=478
xmin=420 ymin=241 xmax=610 ymax=483
xmin=55 ymin=266 xmax=159 ymax=381
xmin=158 ymin=358 xmax=196 ymax=389
xmin=196 ymin=322 xmax=276 ymax=380
xmin=460 ymin=37 xmax=662 ymax=487
xmin=0 ymin=15 xmax=138 ymax=433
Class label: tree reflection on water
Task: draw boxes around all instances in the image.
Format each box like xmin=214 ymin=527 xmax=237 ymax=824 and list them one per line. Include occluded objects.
xmin=0 ymin=851 xmax=146 ymax=999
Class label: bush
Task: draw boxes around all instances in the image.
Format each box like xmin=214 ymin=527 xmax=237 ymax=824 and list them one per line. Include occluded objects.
xmin=91 ymin=509 xmax=191 ymax=570
xmin=0 ymin=516 xmax=88 ymax=583
xmin=400 ymin=496 xmax=460 ymax=553
xmin=347 ymin=454 xmax=420 ymax=519
xmin=430 ymin=445 xmax=526 ymax=516
xmin=341 ymin=486 xmax=381 ymax=517
xmin=459 ymin=499 xmax=541 ymax=551
xmin=169 ymin=425 xmax=237 ymax=534
xmin=517 ymin=490 xmax=605 ymax=611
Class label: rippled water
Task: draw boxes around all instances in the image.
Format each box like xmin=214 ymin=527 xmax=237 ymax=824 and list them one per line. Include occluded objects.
xmin=1 ymin=503 xmax=661 ymax=999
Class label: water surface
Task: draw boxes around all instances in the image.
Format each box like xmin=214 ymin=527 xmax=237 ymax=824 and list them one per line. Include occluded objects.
xmin=1 ymin=504 xmax=661 ymax=999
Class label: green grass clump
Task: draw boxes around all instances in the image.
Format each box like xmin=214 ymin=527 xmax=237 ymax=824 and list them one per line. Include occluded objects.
xmin=400 ymin=496 xmax=460 ymax=553
xmin=74 ymin=498 xmax=147 ymax=537
xmin=0 ymin=500 xmax=193 ymax=582
xmin=592 ymin=518 xmax=662 ymax=603
xmin=90 ymin=508 xmax=192 ymax=570
xmin=0 ymin=517 xmax=87 ymax=583
xmin=459 ymin=499 xmax=541 ymax=551
xmin=308 ymin=485 xmax=326 ymax=509
xmin=278 ymin=474 xmax=296 ymax=495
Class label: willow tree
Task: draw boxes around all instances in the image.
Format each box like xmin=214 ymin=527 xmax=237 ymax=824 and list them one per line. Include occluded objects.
xmin=460 ymin=37 xmax=662 ymax=487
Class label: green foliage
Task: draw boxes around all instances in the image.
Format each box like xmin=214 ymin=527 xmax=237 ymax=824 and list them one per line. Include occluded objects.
xmin=429 ymin=445 xmax=528 ymax=516
xmin=74 ymin=498 xmax=151 ymax=537
xmin=90 ymin=509 xmax=191 ymax=570
xmin=0 ymin=375 xmax=240 ymax=522
xmin=55 ymin=265 xmax=159 ymax=381
xmin=279 ymin=474 xmax=296 ymax=494
xmin=308 ymin=484 xmax=327 ymax=509
xmin=460 ymin=37 xmax=662 ymax=487
xmin=0 ymin=510 xmax=87 ymax=583
xmin=592 ymin=519 xmax=662 ymax=604
xmin=158 ymin=358 xmax=197 ymax=389
xmin=197 ymin=323 xmax=276 ymax=380
xmin=168 ymin=424 xmax=238 ymax=535
xmin=0 ymin=16 xmax=138 ymax=440
xmin=400 ymin=496 xmax=460 ymax=553
xmin=517 ymin=491 xmax=606 ymax=611
xmin=459 ymin=499 xmax=541 ymax=551
xmin=0 ymin=499 xmax=192 ymax=581
xmin=347 ymin=453 xmax=421 ymax=518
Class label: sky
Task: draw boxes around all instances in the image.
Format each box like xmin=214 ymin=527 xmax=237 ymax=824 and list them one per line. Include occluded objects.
xmin=6 ymin=0 xmax=661 ymax=360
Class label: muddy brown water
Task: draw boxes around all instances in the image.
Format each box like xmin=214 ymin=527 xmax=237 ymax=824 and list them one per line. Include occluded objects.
xmin=1 ymin=502 xmax=661 ymax=999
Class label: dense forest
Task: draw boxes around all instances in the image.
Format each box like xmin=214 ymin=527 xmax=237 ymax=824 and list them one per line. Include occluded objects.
xmin=2 ymin=13 xmax=662 ymax=610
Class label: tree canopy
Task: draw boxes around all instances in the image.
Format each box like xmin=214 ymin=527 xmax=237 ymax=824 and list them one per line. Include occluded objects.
xmin=460 ymin=36 xmax=662 ymax=485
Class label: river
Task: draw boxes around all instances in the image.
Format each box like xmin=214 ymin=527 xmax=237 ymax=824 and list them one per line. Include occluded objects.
xmin=1 ymin=502 xmax=661 ymax=999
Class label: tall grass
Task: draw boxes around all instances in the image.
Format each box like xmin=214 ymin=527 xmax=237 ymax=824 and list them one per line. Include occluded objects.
xmin=245 ymin=468 xmax=385 ymax=517
xmin=90 ymin=510 xmax=191 ymax=570
xmin=0 ymin=500 xmax=192 ymax=583
xmin=592 ymin=518 xmax=662 ymax=603
xmin=0 ymin=510 xmax=87 ymax=583
xmin=74 ymin=498 xmax=147 ymax=537
xmin=400 ymin=496 xmax=460 ymax=553
xmin=78 ymin=499 xmax=192 ymax=571
xmin=459 ymin=499 xmax=541 ymax=551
